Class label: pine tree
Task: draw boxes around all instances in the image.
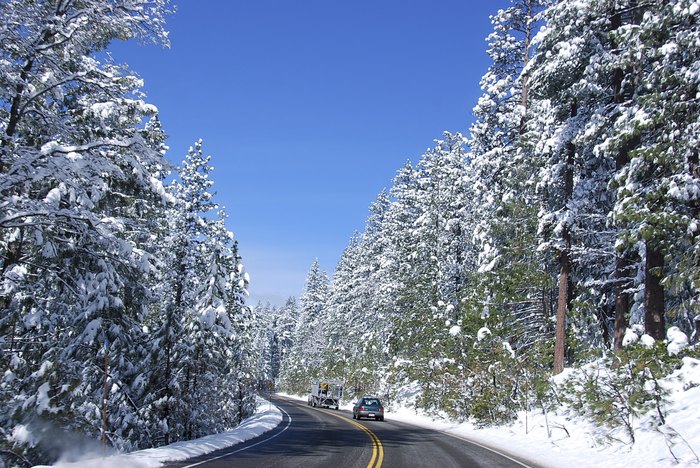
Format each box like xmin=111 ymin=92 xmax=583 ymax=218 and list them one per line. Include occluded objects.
xmin=322 ymin=234 xmax=365 ymax=389
xmin=274 ymin=296 xmax=299 ymax=387
xmin=278 ymin=261 xmax=329 ymax=393
xmin=0 ymin=0 xmax=172 ymax=461
xmin=467 ymin=0 xmax=550 ymax=370
xmin=611 ymin=0 xmax=700 ymax=340
xmin=527 ymin=0 xmax=630 ymax=370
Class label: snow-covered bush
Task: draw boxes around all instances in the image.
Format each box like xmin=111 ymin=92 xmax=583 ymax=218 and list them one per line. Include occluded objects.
xmin=557 ymin=342 xmax=698 ymax=445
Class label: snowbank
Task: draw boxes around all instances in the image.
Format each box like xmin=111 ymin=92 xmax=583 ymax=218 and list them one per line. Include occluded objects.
xmin=36 ymin=363 xmax=700 ymax=468
xmin=380 ymin=357 xmax=700 ymax=468
xmin=282 ymin=356 xmax=700 ymax=468
xmin=34 ymin=397 xmax=282 ymax=468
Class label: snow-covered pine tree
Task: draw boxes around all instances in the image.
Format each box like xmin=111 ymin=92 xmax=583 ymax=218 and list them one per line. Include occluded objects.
xmin=350 ymin=193 xmax=394 ymax=396
xmin=467 ymin=0 xmax=550 ymax=369
xmin=273 ymin=296 xmax=299 ymax=387
xmin=144 ymin=141 xmax=214 ymax=444
xmin=278 ymin=261 xmax=329 ymax=394
xmin=611 ymin=0 xmax=700 ymax=340
xmin=382 ymin=162 xmax=423 ymax=391
xmin=321 ymin=234 xmax=365 ymax=388
xmin=190 ymin=209 xmax=252 ymax=436
xmin=0 ymin=0 xmax=172 ymax=461
xmin=527 ymin=0 xmax=632 ymax=370
xmin=600 ymin=0 xmax=646 ymax=352
xmin=253 ymin=302 xmax=275 ymax=388
xmin=321 ymin=193 xmax=396 ymax=398
xmin=384 ymin=133 xmax=473 ymax=411
xmin=144 ymin=140 xmax=254 ymax=443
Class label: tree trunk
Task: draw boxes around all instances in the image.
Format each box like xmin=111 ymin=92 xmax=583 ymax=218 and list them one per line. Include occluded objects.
xmin=553 ymin=243 xmax=570 ymax=375
xmin=554 ymin=104 xmax=576 ymax=374
xmin=644 ymin=244 xmax=665 ymax=340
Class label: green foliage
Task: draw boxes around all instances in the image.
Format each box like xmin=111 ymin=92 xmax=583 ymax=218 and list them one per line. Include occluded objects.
xmin=558 ymin=343 xmax=689 ymax=444
xmin=267 ymin=0 xmax=700 ymax=451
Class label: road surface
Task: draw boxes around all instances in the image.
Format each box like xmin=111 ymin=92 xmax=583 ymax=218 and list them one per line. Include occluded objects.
xmin=164 ymin=395 xmax=543 ymax=468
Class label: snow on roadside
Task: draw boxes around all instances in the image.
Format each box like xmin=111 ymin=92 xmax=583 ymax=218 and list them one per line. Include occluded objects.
xmin=33 ymin=397 xmax=282 ymax=468
xmin=282 ymin=357 xmax=700 ymax=468
xmin=382 ymin=359 xmax=700 ymax=468
xmin=34 ymin=360 xmax=700 ymax=468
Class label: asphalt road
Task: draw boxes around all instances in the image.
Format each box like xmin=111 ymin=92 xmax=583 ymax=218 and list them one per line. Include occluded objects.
xmin=164 ymin=396 xmax=543 ymax=468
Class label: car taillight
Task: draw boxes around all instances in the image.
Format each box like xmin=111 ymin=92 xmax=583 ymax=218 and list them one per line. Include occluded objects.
xmin=379 ymin=407 xmax=384 ymax=412
xmin=359 ymin=406 xmax=364 ymax=411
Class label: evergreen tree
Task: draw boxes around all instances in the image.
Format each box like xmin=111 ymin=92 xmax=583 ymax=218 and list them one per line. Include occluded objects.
xmin=472 ymin=0 xmax=551 ymax=328
xmin=150 ymin=140 xmax=252 ymax=441
xmin=0 ymin=0 xmax=172 ymax=461
xmin=274 ymin=296 xmax=299 ymax=387
xmin=611 ymin=0 xmax=700 ymax=340
xmin=322 ymin=234 xmax=366 ymax=391
xmin=278 ymin=261 xmax=329 ymax=393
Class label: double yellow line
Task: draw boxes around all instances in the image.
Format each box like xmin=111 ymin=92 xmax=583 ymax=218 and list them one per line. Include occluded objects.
xmin=319 ymin=409 xmax=384 ymax=468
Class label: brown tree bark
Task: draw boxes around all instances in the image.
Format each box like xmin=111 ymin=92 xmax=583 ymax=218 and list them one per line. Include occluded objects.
xmin=644 ymin=244 xmax=665 ymax=340
xmin=554 ymin=103 xmax=576 ymax=374
xmin=553 ymin=241 xmax=571 ymax=375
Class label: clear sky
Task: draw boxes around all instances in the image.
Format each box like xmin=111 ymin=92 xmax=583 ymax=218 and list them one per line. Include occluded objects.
xmin=108 ymin=0 xmax=511 ymax=306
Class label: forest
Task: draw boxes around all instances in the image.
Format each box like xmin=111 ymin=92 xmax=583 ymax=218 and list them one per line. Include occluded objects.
xmin=1 ymin=0 xmax=699 ymax=466
xmin=0 ymin=1 xmax=259 ymax=465
xmin=261 ymin=0 xmax=700 ymax=443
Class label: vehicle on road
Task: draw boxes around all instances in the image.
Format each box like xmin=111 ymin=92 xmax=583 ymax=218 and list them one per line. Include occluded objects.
xmin=352 ymin=396 xmax=384 ymax=421
xmin=308 ymin=380 xmax=343 ymax=409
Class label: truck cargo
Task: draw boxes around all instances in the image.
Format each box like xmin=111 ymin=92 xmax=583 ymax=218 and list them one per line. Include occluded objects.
xmin=307 ymin=380 xmax=343 ymax=409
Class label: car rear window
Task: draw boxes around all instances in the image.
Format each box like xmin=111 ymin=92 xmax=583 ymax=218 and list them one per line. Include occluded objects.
xmin=363 ymin=399 xmax=380 ymax=406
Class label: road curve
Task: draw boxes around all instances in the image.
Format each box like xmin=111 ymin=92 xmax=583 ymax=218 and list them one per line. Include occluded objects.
xmin=164 ymin=396 xmax=543 ymax=468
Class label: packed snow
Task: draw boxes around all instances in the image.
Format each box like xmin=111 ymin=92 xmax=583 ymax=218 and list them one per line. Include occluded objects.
xmin=33 ymin=397 xmax=282 ymax=468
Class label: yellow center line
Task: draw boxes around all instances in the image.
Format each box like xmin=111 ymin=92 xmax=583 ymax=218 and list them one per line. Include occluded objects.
xmin=318 ymin=408 xmax=384 ymax=468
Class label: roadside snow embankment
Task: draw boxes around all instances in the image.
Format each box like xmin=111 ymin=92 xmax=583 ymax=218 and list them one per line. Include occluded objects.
xmin=385 ymin=357 xmax=700 ymax=468
xmin=33 ymin=397 xmax=282 ymax=468
xmin=282 ymin=356 xmax=700 ymax=468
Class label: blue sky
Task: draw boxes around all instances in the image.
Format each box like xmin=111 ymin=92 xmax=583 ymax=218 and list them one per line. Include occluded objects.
xmin=109 ymin=0 xmax=510 ymax=306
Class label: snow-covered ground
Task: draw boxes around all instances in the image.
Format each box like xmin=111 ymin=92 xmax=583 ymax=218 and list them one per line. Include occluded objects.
xmin=34 ymin=397 xmax=283 ymax=468
xmin=282 ymin=357 xmax=700 ymax=468
xmin=381 ymin=381 xmax=699 ymax=468
xmin=405 ymin=356 xmax=698 ymax=467
xmin=36 ymin=358 xmax=699 ymax=468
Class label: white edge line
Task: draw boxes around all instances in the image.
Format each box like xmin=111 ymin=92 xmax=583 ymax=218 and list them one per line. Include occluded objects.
xmin=441 ymin=430 xmax=533 ymax=468
xmin=181 ymin=406 xmax=292 ymax=468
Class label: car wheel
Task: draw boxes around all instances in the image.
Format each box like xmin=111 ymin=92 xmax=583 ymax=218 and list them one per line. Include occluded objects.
xmin=379 ymin=416 xmax=384 ymax=421
xmin=352 ymin=412 xmax=356 ymax=419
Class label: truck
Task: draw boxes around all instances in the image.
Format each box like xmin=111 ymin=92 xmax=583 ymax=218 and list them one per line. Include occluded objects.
xmin=307 ymin=380 xmax=343 ymax=409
